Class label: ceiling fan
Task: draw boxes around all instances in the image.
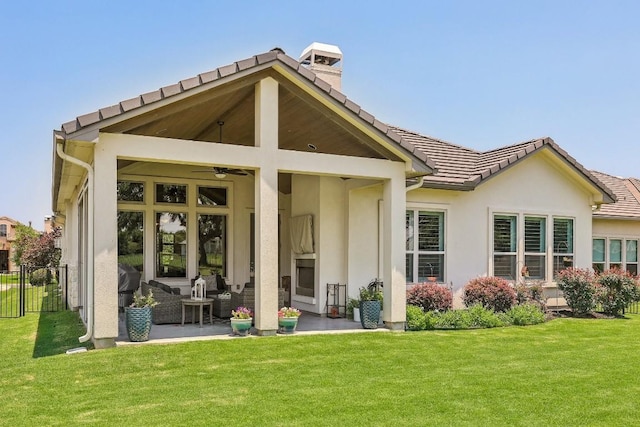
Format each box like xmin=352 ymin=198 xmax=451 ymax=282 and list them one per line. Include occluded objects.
xmin=191 ymin=120 xmax=248 ymax=178
xmin=192 ymin=166 xmax=248 ymax=178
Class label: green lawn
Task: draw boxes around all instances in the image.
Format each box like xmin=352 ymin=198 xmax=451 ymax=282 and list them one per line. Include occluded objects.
xmin=1 ymin=312 xmax=640 ymax=426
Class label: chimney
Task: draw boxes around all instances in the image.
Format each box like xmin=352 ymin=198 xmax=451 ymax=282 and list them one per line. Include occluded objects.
xmin=299 ymin=42 xmax=343 ymax=91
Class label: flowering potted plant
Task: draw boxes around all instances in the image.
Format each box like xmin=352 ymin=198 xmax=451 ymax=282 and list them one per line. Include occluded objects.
xmin=230 ymin=306 xmax=253 ymax=336
xmin=125 ymin=290 xmax=159 ymax=342
xmin=278 ymin=306 xmax=301 ymax=334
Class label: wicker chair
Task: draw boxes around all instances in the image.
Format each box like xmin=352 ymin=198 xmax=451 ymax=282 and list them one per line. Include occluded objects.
xmin=141 ymin=281 xmax=191 ymax=324
xmin=231 ymin=287 xmax=285 ymax=313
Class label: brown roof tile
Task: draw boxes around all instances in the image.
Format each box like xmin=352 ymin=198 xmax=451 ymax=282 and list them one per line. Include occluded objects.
xmin=120 ymin=96 xmax=143 ymax=112
xmin=99 ymin=105 xmax=122 ymax=120
xmin=199 ymin=69 xmax=219 ymax=84
xmin=237 ymin=57 xmax=257 ymax=71
xmin=77 ymin=111 xmax=101 ymax=127
xmin=160 ymin=83 xmax=181 ymax=98
xmin=180 ymin=76 xmax=201 ymax=91
xmin=391 ymin=126 xmax=616 ymax=201
xmin=256 ymin=51 xmax=279 ymax=65
xmin=141 ymin=90 xmax=162 ymax=105
xmin=592 ymin=171 xmax=640 ymax=219
xmin=218 ymin=63 xmax=238 ymax=78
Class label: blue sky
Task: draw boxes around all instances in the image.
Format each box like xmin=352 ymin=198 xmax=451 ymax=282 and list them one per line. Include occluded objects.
xmin=1 ymin=1 xmax=638 ymax=228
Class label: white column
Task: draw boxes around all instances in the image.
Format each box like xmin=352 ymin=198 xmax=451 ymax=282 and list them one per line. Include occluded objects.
xmin=254 ymin=77 xmax=279 ymax=334
xmin=382 ymin=166 xmax=407 ymax=329
xmin=92 ymin=140 xmax=119 ymax=347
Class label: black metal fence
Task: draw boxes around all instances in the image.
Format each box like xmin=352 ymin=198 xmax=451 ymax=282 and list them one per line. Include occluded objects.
xmin=0 ymin=265 xmax=67 ymax=318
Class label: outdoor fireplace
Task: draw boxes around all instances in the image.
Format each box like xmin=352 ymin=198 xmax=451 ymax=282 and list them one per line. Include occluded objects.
xmin=295 ymin=258 xmax=315 ymax=297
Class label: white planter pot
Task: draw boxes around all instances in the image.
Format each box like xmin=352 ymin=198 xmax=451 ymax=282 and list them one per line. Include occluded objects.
xmin=353 ymin=307 xmax=360 ymax=323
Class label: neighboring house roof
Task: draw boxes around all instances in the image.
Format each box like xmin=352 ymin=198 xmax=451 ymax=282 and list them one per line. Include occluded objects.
xmin=390 ymin=126 xmax=616 ymax=203
xmin=57 ymin=48 xmax=435 ymax=173
xmin=0 ymin=216 xmax=18 ymax=224
xmin=591 ymin=171 xmax=640 ymax=219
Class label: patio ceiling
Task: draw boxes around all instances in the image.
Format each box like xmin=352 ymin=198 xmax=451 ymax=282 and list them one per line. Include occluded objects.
xmin=102 ymin=70 xmax=401 ymax=161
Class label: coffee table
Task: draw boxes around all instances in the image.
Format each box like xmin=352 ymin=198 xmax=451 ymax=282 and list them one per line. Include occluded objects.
xmin=181 ymin=298 xmax=213 ymax=327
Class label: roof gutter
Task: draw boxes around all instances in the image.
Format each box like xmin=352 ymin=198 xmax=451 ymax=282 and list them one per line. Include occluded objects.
xmin=405 ymin=176 xmax=424 ymax=192
xmin=55 ymin=140 xmax=94 ymax=343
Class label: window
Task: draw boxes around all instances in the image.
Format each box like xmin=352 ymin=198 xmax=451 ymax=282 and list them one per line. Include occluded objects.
xmin=198 ymin=215 xmax=227 ymax=277
xmin=155 ymin=184 xmax=187 ymax=204
xmin=524 ymin=217 xmax=546 ymax=279
xmin=406 ymin=210 xmax=445 ymax=282
xmin=609 ymin=239 xmax=622 ymax=270
xmin=156 ymin=212 xmax=187 ymax=277
xmin=627 ymin=240 xmax=638 ymax=276
xmin=592 ymin=238 xmax=638 ymax=275
xmin=493 ymin=215 xmax=517 ymax=280
xmin=592 ymin=238 xmax=605 ymax=273
xmin=492 ymin=213 xmax=574 ymax=282
xmin=197 ymin=186 xmax=227 ymax=206
xmin=117 ymin=181 xmax=144 ymax=202
xmin=553 ymin=218 xmax=574 ymax=277
xmin=117 ymin=211 xmax=143 ymax=272
xmin=0 ymin=224 xmax=6 ymax=237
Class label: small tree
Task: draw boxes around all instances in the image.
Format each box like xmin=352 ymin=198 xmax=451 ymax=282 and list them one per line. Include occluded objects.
xmin=556 ymin=268 xmax=596 ymax=316
xmin=463 ymin=276 xmax=517 ymax=312
xmin=595 ymin=269 xmax=640 ymax=316
xmin=11 ymin=223 xmax=39 ymax=266
xmin=19 ymin=227 xmax=61 ymax=268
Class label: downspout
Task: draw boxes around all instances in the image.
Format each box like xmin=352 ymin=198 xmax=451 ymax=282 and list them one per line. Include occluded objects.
xmin=56 ymin=140 xmax=94 ymax=343
xmin=405 ymin=176 xmax=425 ymax=193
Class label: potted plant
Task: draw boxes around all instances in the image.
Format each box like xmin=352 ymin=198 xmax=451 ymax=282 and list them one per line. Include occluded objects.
xmin=278 ymin=306 xmax=301 ymax=334
xmin=125 ymin=290 xmax=158 ymax=342
xmin=359 ymin=285 xmax=383 ymax=329
xmin=230 ymin=306 xmax=253 ymax=336
xmin=347 ymin=298 xmax=360 ymax=322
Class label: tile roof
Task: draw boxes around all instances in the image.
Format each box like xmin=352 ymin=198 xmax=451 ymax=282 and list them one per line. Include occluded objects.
xmin=591 ymin=171 xmax=640 ymax=219
xmin=58 ymin=49 xmax=435 ymax=172
xmin=390 ymin=126 xmax=616 ymax=202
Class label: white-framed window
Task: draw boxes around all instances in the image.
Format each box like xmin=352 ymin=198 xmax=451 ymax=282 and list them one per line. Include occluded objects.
xmin=524 ymin=216 xmax=546 ymax=280
xmin=493 ymin=215 xmax=517 ymax=280
xmin=592 ymin=237 xmax=638 ymax=276
xmin=553 ymin=218 xmax=574 ymax=278
xmin=406 ymin=210 xmax=445 ymax=282
xmin=491 ymin=213 xmax=574 ymax=281
xmin=0 ymin=224 xmax=6 ymax=237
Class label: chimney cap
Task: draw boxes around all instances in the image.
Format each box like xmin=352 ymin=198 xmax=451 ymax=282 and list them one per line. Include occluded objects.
xmin=299 ymin=42 xmax=342 ymax=66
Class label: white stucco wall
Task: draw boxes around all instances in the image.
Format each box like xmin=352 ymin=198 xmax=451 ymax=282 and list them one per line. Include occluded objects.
xmin=347 ymin=184 xmax=383 ymax=299
xmin=408 ymin=151 xmax=595 ymax=301
xmin=593 ymin=218 xmax=640 ymax=238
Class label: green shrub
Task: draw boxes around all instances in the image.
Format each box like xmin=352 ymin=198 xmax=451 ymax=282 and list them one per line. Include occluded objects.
xmin=435 ymin=309 xmax=471 ymax=329
xmin=406 ymin=305 xmax=427 ymax=330
xmin=556 ymin=268 xmax=596 ymax=316
xmin=29 ymin=268 xmax=51 ymax=286
xmin=506 ymin=303 xmax=546 ymax=326
xmin=406 ymin=282 xmax=453 ymax=311
xmin=467 ymin=304 xmax=505 ymax=328
xmin=596 ymin=269 xmax=640 ymax=316
xmin=463 ymin=276 xmax=517 ymax=312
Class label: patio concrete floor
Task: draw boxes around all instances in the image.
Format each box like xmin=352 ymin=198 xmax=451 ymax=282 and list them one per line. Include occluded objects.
xmin=116 ymin=312 xmax=388 ymax=346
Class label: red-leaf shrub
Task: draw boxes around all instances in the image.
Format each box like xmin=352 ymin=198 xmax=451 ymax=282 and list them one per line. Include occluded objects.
xmin=406 ymin=282 xmax=453 ymax=312
xmin=556 ymin=268 xmax=596 ymax=316
xmin=462 ymin=276 xmax=517 ymax=312
xmin=595 ymin=268 xmax=640 ymax=316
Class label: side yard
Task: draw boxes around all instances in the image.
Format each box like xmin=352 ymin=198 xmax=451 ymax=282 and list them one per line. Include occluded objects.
xmin=1 ymin=311 xmax=640 ymax=425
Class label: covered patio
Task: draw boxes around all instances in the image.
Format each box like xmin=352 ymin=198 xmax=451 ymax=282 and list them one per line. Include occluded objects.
xmin=53 ymin=47 xmax=433 ymax=348
xmin=116 ymin=311 xmax=385 ymax=345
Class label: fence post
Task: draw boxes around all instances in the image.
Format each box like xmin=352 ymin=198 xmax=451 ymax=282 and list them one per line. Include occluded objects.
xmin=19 ymin=265 xmax=25 ymax=317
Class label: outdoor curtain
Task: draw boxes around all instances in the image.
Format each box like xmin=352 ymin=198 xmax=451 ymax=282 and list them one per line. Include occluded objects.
xmin=290 ymin=214 xmax=314 ymax=254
